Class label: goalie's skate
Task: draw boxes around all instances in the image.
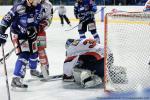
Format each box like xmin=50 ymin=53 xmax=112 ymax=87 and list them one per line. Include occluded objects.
xmin=11 ymin=77 xmax=28 ymax=91
xmin=63 ymin=74 xmax=74 ymax=82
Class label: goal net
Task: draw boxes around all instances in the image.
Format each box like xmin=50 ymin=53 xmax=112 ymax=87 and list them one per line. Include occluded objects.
xmin=104 ymin=12 xmax=150 ymax=92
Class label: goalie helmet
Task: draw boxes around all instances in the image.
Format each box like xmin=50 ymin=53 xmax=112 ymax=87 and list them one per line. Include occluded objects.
xmin=65 ymin=39 xmax=75 ymax=49
xmin=26 ymin=0 xmax=41 ymax=6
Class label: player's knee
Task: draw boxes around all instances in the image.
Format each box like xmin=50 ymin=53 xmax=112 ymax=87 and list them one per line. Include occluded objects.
xmin=29 ymin=53 xmax=38 ymax=69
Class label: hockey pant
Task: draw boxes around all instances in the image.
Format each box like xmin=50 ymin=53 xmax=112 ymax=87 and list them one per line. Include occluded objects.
xmin=10 ymin=32 xmax=38 ymax=54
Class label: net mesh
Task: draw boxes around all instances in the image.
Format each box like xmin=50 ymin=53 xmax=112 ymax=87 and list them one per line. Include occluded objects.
xmin=105 ymin=12 xmax=150 ymax=92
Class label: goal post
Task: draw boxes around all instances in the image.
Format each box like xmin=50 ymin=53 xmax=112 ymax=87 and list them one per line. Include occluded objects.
xmin=104 ymin=11 xmax=150 ymax=92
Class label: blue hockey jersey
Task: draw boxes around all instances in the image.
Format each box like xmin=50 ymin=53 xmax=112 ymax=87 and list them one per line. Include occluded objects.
xmin=74 ymin=0 xmax=97 ymax=21
xmin=0 ymin=0 xmax=43 ymax=39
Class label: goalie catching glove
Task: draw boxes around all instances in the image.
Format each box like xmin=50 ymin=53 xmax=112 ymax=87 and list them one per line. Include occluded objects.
xmin=39 ymin=19 xmax=49 ymax=32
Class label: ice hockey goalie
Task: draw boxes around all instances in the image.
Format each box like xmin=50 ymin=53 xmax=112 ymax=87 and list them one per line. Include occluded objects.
xmin=63 ymin=38 xmax=104 ymax=88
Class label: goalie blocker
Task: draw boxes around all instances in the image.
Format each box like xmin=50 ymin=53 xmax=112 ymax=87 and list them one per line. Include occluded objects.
xmin=63 ymin=38 xmax=104 ymax=88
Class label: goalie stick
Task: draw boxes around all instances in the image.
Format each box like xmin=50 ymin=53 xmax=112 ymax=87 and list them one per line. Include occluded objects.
xmin=65 ymin=7 xmax=106 ymax=31
xmin=0 ymin=40 xmax=26 ymax=64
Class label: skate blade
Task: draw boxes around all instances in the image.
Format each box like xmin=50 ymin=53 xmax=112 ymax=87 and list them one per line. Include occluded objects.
xmin=11 ymin=87 xmax=27 ymax=92
xmin=63 ymin=79 xmax=75 ymax=82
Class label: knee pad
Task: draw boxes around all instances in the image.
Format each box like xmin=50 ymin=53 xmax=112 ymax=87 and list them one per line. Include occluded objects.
xmin=14 ymin=58 xmax=28 ymax=78
xmin=73 ymin=67 xmax=91 ymax=84
xmin=73 ymin=68 xmax=102 ymax=88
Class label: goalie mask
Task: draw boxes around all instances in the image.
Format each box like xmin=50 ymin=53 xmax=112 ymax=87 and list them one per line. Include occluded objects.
xmin=65 ymin=39 xmax=75 ymax=49
xmin=65 ymin=39 xmax=81 ymax=49
xmin=26 ymin=0 xmax=41 ymax=6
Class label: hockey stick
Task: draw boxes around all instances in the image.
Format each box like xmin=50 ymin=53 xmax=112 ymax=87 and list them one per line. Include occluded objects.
xmin=1 ymin=44 xmax=11 ymax=100
xmin=65 ymin=7 xmax=106 ymax=31
xmin=26 ymin=74 xmax=63 ymax=82
xmin=40 ymin=74 xmax=63 ymax=82
xmin=0 ymin=40 xmax=27 ymax=64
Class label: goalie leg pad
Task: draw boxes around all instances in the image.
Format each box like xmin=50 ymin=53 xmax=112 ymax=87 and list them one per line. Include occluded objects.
xmin=73 ymin=67 xmax=102 ymax=88
xmin=63 ymin=56 xmax=79 ymax=76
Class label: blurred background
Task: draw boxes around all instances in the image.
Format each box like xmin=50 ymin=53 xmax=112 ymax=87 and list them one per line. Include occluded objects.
xmin=0 ymin=0 xmax=147 ymax=5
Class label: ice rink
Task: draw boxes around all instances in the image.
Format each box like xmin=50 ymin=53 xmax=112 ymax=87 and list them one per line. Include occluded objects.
xmin=1 ymin=5 xmax=150 ymax=100
xmin=0 ymin=6 xmax=104 ymax=100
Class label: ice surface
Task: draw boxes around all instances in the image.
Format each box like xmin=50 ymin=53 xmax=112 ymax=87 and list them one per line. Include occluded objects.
xmin=0 ymin=16 xmax=104 ymax=100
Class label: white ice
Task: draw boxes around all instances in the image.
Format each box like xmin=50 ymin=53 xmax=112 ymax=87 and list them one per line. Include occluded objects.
xmin=0 ymin=7 xmax=105 ymax=100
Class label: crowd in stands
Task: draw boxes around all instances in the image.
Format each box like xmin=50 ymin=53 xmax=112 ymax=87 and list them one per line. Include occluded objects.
xmin=0 ymin=0 xmax=148 ymax=5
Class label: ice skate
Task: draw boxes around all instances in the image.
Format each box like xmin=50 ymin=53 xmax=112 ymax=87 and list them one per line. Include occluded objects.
xmin=63 ymin=74 xmax=74 ymax=82
xmin=11 ymin=77 xmax=28 ymax=91
xmin=30 ymin=69 xmax=44 ymax=78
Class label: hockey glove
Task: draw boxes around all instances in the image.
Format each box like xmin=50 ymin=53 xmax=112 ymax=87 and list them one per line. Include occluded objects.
xmin=39 ymin=19 xmax=49 ymax=32
xmin=0 ymin=33 xmax=8 ymax=46
xmin=27 ymin=26 xmax=37 ymax=41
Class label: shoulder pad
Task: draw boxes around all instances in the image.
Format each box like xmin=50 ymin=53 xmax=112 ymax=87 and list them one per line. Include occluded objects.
xmin=16 ymin=5 xmax=26 ymax=14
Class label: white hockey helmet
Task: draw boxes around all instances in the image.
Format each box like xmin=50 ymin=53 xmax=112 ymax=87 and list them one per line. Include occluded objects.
xmin=26 ymin=0 xmax=41 ymax=6
xmin=65 ymin=39 xmax=75 ymax=49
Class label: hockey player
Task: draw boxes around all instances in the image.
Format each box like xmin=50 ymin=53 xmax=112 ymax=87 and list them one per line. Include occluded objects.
xmin=37 ymin=0 xmax=53 ymax=78
xmin=0 ymin=0 xmax=43 ymax=89
xmin=143 ymin=0 xmax=150 ymax=11
xmin=63 ymin=38 xmax=104 ymax=88
xmin=74 ymin=0 xmax=100 ymax=43
xmin=54 ymin=1 xmax=71 ymax=26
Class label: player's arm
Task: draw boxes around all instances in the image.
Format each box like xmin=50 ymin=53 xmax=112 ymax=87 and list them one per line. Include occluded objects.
xmin=74 ymin=3 xmax=79 ymax=19
xmin=39 ymin=1 xmax=53 ymax=32
xmin=89 ymin=0 xmax=97 ymax=13
xmin=86 ymin=1 xmax=97 ymax=19
xmin=0 ymin=6 xmax=16 ymax=45
xmin=143 ymin=0 xmax=150 ymax=11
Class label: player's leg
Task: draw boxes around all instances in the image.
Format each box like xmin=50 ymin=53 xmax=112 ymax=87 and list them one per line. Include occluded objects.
xmin=37 ymin=31 xmax=49 ymax=78
xmin=63 ymin=56 xmax=79 ymax=81
xmin=10 ymin=32 xmax=29 ymax=89
xmin=59 ymin=14 xmax=64 ymax=26
xmin=11 ymin=52 xmax=30 ymax=89
xmin=73 ymin=67 xmax=102 ymax=88
xmin=73 ymin=55 xmax=103 ymax=88
xmin=63 ymin=15 xmax=71 ymax=26
xmin=78 ymin=21 xmax=87 ymax=39
xmin=88 ymin=20 xmax=100 ymax=43
xmin=38 ymin=49 xmax=49 ymax=77
xmin=29 ymin=52 xmax=43 ymax=78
